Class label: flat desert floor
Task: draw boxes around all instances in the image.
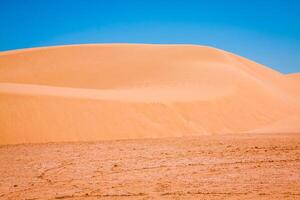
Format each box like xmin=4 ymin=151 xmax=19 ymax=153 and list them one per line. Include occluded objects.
xmin=0 ymin=133 xmax=299 ymax=200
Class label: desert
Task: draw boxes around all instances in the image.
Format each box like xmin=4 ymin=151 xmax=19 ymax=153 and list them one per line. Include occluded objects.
xmin=0 ymin=133 xmax=299 ymax=199
xmin=1 ymin=44 xmax=300 ymax=144
xmin=0 ymin=44 xmax=299 ymax=199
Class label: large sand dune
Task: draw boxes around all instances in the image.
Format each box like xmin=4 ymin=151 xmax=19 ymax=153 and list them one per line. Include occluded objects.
xmin=0 ymin=44 xmax=299 ymax=144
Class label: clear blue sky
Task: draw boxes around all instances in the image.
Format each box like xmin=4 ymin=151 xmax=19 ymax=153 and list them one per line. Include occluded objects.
xmin=1 ymin=0 xmax=299 ymax=73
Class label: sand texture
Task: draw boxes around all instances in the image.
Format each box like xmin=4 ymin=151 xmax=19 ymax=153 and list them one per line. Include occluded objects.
xmin=0 ymin=133 xmax=299 ymax=200
xmin=0 ymin=44 xmax=300 ymax=144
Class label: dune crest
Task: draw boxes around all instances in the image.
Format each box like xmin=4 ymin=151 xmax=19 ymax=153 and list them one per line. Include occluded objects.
xmin=0 ymin=44 xmax=299 ymax=144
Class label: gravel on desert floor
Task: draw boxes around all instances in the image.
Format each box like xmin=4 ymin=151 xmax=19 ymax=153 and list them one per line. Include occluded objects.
xmin=0 ymin=133 xmax=299 ymax=200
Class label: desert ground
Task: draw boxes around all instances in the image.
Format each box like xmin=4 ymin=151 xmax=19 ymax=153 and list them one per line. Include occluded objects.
xmin=0 ymin=133 xmax=299 ymax=200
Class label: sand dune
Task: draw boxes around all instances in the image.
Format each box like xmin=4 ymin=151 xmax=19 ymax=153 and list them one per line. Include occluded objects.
xmin=287 ymin=73 xmax=300 ymax=82
xmin=0 ymin=44 xmax=299 ymax=144
xmin=245 ymin=115 xmax=300 ymax=134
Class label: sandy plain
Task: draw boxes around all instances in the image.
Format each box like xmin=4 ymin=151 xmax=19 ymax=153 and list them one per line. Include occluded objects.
xmin=0 ymin=133 xmax=299 ymax=200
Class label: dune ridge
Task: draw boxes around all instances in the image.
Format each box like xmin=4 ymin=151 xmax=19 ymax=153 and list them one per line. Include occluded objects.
xmin=0 ymin=82 xmax=234 ymax=102
xmin=0 ymin=44 xmax=299 ymax=144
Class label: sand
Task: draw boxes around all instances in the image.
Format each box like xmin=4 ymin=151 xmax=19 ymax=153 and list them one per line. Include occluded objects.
xmin=0 ymin=44 xmax=300 ymax=199
xmin=287 ymin=73 xmax=300 ymax=82
xmin=0 ymin=133 xmax=299 ymax=200
xmin=0 ymin=44 xmax=300 ymax=144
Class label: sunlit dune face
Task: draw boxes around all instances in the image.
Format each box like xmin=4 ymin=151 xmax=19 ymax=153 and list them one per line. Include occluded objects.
xmin=0 ymin=45 xmax=256 ymax=89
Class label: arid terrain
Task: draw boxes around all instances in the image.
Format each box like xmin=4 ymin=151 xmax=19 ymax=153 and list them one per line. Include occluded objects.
xmin=0 ymin=44 xmax=300 ymax=199
xmin=0 ymin=133 xmax=299 ymax=200
xmin=1 ymin=44 xmax=300 ymax=144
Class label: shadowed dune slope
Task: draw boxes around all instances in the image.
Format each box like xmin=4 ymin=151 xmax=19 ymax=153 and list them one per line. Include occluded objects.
xmin=0 ymin=44 xmax=299 ymax=144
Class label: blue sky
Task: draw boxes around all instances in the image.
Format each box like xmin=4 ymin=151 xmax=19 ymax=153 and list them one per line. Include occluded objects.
xmin=0 ymin=0 xmax=299 ymax=73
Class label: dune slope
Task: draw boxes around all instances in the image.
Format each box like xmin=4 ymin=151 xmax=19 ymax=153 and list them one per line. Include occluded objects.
xmin=0 ymin=44 xmax=299 ymax=144
xmin=287 ymin=73 xmax=300 ymax=82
